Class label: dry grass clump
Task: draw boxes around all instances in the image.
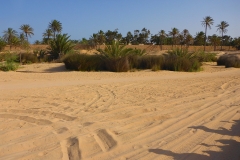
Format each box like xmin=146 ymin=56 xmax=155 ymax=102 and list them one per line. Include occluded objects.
xmin=217 ymin=54 xmax=240 ymax=68
xmin=63 ymin=54 xmax=105 ymax=71
xmin=63 ymin=48 xmax=218 ymax=72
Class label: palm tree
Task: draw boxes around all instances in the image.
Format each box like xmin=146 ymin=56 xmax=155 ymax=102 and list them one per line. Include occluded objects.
xmin=168 ymin=28 xmax=179 ymax=47
xmin=3 ymin=28 xmax=18 ymax=50
xmin=216 ymin=21 xmax=229 ymax=50
xmin=209 ymin=34 xmax=221 ymax=51
xmin=159 ymin=30 xmax=166 ymax=50
xmin=48 ymin=34 xmax=75 ymax=59
xmin=43 ymin=28 xmax=53 ymax=44
xmin=178 ymin=34 xmax=184 ymax=49
xmin=201 ymin=16 xmax=214 ymax=51
xmin=182 ymin=29 xmax=189 ymax=45
xmin=49 ymin=20 xmax=62 ymax=39
xmin=194 ymin=31 xmax=205 ymax=46
xmin=19 ymin=33 xmax=25 ymax=44
xmin=185 ymin=34 xmax=193 ymax=48
xmin=19 ymin=24 xmax=34 ymax=42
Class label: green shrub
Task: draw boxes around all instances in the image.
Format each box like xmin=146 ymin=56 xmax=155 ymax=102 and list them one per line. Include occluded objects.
xmin=48 ymin=34 xmax=75 ymax=59
xmin=97 ymin=41 xmax=134 ymax=58
xmin=195 ymin=51 xmax=217 ymax=62
xmin=217 ymin=54 xmax=240 ymax=68
xmin=4 ymin=52 xmax=19 ymax=63
xmin=0 ymin=61 xmax=19 ymax=71
xmin=163 ymin=49 xmax=202 ymax=72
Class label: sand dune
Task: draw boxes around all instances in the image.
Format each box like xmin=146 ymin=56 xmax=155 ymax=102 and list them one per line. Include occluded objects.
xmin=0 ymin=63 xmax=240 ymax=160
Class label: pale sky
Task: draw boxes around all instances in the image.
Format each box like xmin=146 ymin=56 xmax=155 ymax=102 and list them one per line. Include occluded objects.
xmin=1 ymin=0 xmax=239 ymax=43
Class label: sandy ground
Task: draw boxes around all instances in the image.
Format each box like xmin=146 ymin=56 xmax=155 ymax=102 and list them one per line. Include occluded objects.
xmin=0 ymin=62 xmax=240 ymax=160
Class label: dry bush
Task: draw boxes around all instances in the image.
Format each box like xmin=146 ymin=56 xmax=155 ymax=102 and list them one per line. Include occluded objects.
xmin=217 ymin=54 xmax=240 ymax=68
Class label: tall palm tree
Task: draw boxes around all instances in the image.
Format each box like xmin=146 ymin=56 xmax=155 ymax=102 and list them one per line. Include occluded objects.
xmin=49 ymin=20 xmax=62 ymax=40
xmin=216 ymin=21 xmax=229 ymax=50
xmin=3 ymin=28 xmax=18 ymax=50
xmin=19 ymin=24 xmax=34 ymax=42
xmin=201 ymin=16 xmax=214 ymax=51
xmin=168 ymin=28 xmax=179 ymax=47
xmin=43 ymin=28 xmax=53 ymax=44
xmin=159 ymin=30 xmax=166 ymax=50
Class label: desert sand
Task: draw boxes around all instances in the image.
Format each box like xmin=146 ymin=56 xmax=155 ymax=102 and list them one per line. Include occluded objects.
xmin=0 ymin=62 xmax=239 ymax=160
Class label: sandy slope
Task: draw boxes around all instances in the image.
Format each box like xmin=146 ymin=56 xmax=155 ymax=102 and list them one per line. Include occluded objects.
xmin=0 ymin=63 xmax=240 ymax=160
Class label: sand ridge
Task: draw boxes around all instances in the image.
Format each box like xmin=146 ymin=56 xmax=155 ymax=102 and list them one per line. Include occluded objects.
xmin=0 ymin=62 xmax=240 ymax=160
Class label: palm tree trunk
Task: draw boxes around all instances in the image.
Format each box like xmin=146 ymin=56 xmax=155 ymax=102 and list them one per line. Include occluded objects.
xmin=25 ymin=33 xmax=28 ymax=42
xmin=221 ymin=32 xmax=223 ymax=50
xmin=204 ymin=25 xmax=207 ymax=51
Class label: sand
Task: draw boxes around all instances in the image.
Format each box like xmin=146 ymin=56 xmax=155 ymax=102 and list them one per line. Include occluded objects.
xmin=0 ymin=62 xmax=239 ymax=160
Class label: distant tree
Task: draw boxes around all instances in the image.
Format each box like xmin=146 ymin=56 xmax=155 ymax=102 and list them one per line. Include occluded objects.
xmin=232 ymin=37 xmax=240 ymax=50
xmin=105 ymin=29 xmax=121 ymax=44
xmin=34 ymin=40 xmax=41 ymax=45
xmin=139 ymin=28 xmax=150 ymax=44
xmin=79 ymin=38 xmax=89 ymax=45
xmin=178 ymin=34 xmax=184 ymax=49
xmin=182 ymin=29 xmax=189 ymax=45
xmin=89 ymin=33 xmax=98 ymax=47
xmin=43 ymin=28 xmax=53 ymax=44
xmin=133 ymin=30 xmax=140 ymax=45
xmin=208 ymin=34 xmax=221 ymax=51
xmin=168 ymin=28 xmax=179 ymax=47
xmin=3 ymin=28 xmax=18 ymax=50
xmin=185 ymin=34 xmax=193 ymax=48
xmin=19 ymin=24 xmax=34 ymax=42
xmin=97 ymin=30 xmax=106 ymax=45
xmin=222 ymin=35 xmax=232 ymax=50
xmin=49 ymin=20 xmax=62 ymax=40
xmin=124 ymin=31 xmax=133 ymax=45
xmin=150 ymin=34 xmax=160 ymax=45
xmin=194 ymin=31 xmax=205 ymax=46
xmin=11 ymin=36 xmax=21 ymax=49
xmin=19 ymin=33 xmax=25 ymax=44
xmin=201 ymin=16 xmax=214 ymax=51
xmin=216 ymin=21 xmax=229 ymax=50
xmin=159 ymin=30 xmax=167 ymax=50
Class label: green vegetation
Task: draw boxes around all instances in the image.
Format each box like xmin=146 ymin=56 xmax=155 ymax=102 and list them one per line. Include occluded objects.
xmin=0 ymin=52 xmax=19 ymax=71
xmin=48 ymin=34 xmax=75 ymax=59
xmin=19 ymin=24 xmax=34 ymax=42
xmin=201 ymin=16 xmax=214 ymax=51
xmin=0 ymin=38 xmax=6 ymax=51
xmin=216 ymin=21 xmax=229 ymax=50
xmin=63 ymin=43 xmax=217 ymax=72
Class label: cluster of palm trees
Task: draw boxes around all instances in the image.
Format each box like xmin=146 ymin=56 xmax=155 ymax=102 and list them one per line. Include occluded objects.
xmin=201 ymin=16 xmax=229 ymax=50
xmin=42 ymin=20 xmax=62 ymax=44
xmin=2 ymin=25 xmax=33 ymax=50
xmin=1 ymin=16 xmax=237 ymax=51
xmin=83 ymin=16 xmax=231 ymax=51
xmin=1 ymin=19 xmax=62 ymax=50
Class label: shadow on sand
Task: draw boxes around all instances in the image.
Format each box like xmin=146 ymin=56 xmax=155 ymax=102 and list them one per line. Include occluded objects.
xmin=148 ymin=120 xmax=240 ymax=160
xmin=16 ymin=64 xmax=69 ymax=73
